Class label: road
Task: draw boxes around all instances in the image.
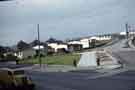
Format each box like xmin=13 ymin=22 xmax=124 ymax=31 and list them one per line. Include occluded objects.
xmin=105 ymin=39 xmax=135 ymax=68
xmin=27 ymin=69 xmax=135 ymax=90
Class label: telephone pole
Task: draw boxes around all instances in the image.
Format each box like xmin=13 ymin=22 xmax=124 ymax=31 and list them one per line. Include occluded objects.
xmin=126 ymin=23 xmax=129 ymax=39
xmin=37 ymin=24 xmax=41 ymax=67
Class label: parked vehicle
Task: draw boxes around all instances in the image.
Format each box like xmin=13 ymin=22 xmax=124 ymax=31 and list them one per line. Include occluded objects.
xmin=0 ymin=68 xmax=35 ymax=90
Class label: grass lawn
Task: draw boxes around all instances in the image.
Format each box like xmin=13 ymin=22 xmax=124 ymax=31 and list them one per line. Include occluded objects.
xmin=19 ymin=53 xmax=81 ymax=65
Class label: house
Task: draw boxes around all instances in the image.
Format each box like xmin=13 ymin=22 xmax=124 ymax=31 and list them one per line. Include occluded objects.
xmin=15 ymin=44 xmax=48 ymax=59
xmin=46 ymin=38 xmax=68 ymax=53
xmin=80 ymin=38 xmax=90 ymax=49
xmin=89 ymin=35 xmax=111 ymax=42
xmin=47 ymin=43 xmax=68 ymax=52
xmin=15 ymin=48 xmax=35 ymax=59
xmin=67 ymin=41 xmax=83 ymax=52
xmin=68 ymin=35 xmax=112 ymax=50
xmin=68 ymin=39 xmax=89 ymax=49
xmin=47 ymin=46 xmax=55 ymax=55
xmin=68 ymin=44 xmax=82 ymax=52
xmin=88 ymin=35 xmax=112 ymax=48
xmin=120 ymin=31 xmax=135 ymax=36
xmin=33 ymin=45 xmax=47 ymax=56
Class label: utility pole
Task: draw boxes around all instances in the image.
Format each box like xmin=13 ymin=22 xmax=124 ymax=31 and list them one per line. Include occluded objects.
xmin=37 ymin=24 xmax=41 ymax=67
xmin=126 ymin=23 xmax=129 ymax=39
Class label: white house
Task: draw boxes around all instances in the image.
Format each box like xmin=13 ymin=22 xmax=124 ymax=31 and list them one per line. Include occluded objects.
xmin=120 ymin=32 xmax=126 ymax=35
xmin=46 ymin=38 xmax=68 ymax=53
xmin=14 ymin=52 xmax=23 ymax=59
xmin=68 ymin=35 xmax=112 ymax=49
xmin=48 ymin=43 xmax=68 ymax=52
xmin=120 ymin=31 xmax=135 ymax=36
xmin=15 ymin=48 xmax=35 ymax=59
xmin=33 ymin=45 xmax=44 ymax=50
xmin=80 ymin=38 xmax=90 ymax=49
xmin=68 ymin=38 xmax=90 ymax=49
xmin=89 ymin=36 xmax=111 ymax=41
xmin=68 ymin=41 xmax=81 ymax=45
xmin=89 ymin=36 xmax=99 ymax=42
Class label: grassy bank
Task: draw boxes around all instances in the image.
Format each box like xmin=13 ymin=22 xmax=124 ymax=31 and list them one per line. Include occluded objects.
xmin=19 ymin=53 xmax=81 ymax=65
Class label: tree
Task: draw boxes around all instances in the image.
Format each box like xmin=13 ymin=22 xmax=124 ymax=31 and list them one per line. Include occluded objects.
xmin=30 ymin=39 xmax=45 ymax=47
xmin=17 ymin=40 xmax=30 ymax=51
xmin=0 ymin=46 xmax=5 ymax=54
xmin=30 ymin=40 xmax=40 ymax=47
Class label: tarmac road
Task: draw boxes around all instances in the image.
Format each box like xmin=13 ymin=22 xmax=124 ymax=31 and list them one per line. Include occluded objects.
xmin=27 ymin=70 xmax=135 ymax=90
xmin=105 ymin=39 xmax=135 ymax=68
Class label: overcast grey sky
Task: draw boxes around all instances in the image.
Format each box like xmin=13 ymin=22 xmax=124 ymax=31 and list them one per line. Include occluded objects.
xmin=0 ymin=0 xmax=135 ymax=46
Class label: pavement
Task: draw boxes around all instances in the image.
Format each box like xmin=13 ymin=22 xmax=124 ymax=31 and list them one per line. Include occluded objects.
xmin=77 ymin=49 xmax=121 ymax=70
xmin=27 ymin=69 xmax=135 ymax=90
xmin=77 ymin=51 xmax=97 ymax=67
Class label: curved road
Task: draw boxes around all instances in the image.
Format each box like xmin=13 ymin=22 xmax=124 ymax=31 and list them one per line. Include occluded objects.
xmin=105 ymin=39 xmax=135 ymax=68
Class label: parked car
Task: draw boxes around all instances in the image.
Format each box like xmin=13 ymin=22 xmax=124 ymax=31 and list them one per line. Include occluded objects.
xmin=0 ymin=68 xmax=35 ymax=90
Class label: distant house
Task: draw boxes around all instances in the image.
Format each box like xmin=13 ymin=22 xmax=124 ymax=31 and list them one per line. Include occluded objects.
xmin=67 ymin=35 xmax=112 ymax=50
xmin=15 ymin=48 xmax=35 ymax=59
xmin=33 ymin=45 xmax=47 ymax=56
xmin=89 ymin=36 xmax=112 ymax=41
xmin=46 ymin=38 xmax=68 ymax=53
xmin=17 ymin=40 xmax=30 ymax=51
xmin=68 ymin=39 xmax=89 ymax=49
xmin=15 ymin=44 xmax=48 ymax=59
xmin=68 ymin=44 xmax=82 ymax=52
xmin=47 ymin=46 xmax=55 ymax=55
xmin=15 ymin=40 xmax=47 ymax=59
xmin=120 ymin=31 xmax=135 ymax=36
xmin=68 ymin=41 xmax=83 ymax=52
xmin=68 ymin=41 xmax=81 ymax=45
xmin=120 ymin=32 xmax=127 ymax=36
xmin=80 ymin=38 xmax=90 ymax=49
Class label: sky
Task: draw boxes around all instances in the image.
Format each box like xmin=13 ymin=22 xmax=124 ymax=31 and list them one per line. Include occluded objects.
xmin=0 ymin=0 xmax=135 ymax=46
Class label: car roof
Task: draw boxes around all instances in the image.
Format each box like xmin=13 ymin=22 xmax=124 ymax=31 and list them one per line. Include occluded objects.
xmin=0 ymin=68 xmax=14 ymax=72
xmin=0 ymin=68 xmax=24 ymax=72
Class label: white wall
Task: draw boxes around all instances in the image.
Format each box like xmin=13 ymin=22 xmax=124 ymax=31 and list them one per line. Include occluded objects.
xmin=89 ymin=36 xmax=111 ymax=41
xmin=68 ymin=39 xmax=89 ymax=49
xmin=48 ymin=43 xmax=68 ymax=52
xmin=80 ymin=38 xmax=90 ymax=49
xmin=15 ymin=52 xmax=23 ymax=59
xmin=68 ymin=41 xmax=81 ymax=44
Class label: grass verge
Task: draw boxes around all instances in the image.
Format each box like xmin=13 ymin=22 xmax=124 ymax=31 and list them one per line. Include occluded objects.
xmin=19 ymin=53 xmax=81 ymax=65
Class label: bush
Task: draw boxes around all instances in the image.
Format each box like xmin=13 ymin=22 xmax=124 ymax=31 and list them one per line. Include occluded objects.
xmin=27 ymin=56 xmax=32 ymax=59
xmin=0 ymin=53 xmax=4 ymax=59
xmin=4 ymin=54 xmax=17 ymax=61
